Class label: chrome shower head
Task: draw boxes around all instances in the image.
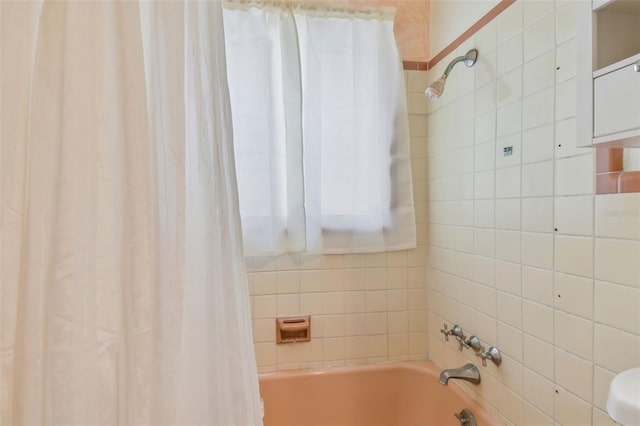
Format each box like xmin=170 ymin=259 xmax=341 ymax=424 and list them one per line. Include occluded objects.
xmin=425 ymin=48 xmax=478 ymax=100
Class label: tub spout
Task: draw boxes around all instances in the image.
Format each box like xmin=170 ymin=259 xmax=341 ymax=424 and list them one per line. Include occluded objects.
xmin=439 ymin=363 xmax=481 ymax=385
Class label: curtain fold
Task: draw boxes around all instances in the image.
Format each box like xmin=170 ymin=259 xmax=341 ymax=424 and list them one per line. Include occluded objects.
xmin=1 ymin=1 xmax=262 ymax=425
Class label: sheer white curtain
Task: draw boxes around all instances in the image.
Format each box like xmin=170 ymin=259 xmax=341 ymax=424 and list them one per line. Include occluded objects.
xmin=224 ymin=4 xmax=416 ymax=256
xmin=1 ymin=2 xmax=262 ymax=425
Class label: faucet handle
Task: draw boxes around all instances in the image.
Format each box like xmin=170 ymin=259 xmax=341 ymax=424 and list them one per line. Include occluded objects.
xmin=440 ymin=323 xmax=451 ymax=341
xmin=478 ymin=346 xmax=502 ymax=367
xmin=465 ymin=335 xmax=482 ymax=353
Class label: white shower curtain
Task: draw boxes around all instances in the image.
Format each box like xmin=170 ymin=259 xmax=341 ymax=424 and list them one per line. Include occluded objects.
xmin=1 ymin=1 xmax=262 ymax=425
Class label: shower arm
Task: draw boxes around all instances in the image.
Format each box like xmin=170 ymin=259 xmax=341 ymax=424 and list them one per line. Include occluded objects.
xmin=443 ymin=49 xmax=478 ymax=78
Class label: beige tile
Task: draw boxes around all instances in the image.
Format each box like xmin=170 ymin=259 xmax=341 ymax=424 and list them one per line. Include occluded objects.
xmin=475 ymin=171 xmax=496 ymax=199
xmin=253 ymin=319 xmax=275 ymax=343
xmin=593 ymin=366 xmax=616 ymax=411
xmin=555 ymin=348 xmax=593 ymax=402
xmin=498 ymin=33 xmax=524 ymax=77
xmin=300 ymin=292 xmax=324 ymax=315
xmin=554 ymin=387 xmax=593 ymax=426
xmin=497 ymin=0 xmax=523 ymax=42
xmin=253 ymin=271 xmax=278 ymax=295
xmin=522 ymin=266 xmax=553 ymax=306
xmin=474 ymin=228 xmax=496 ymax=257
xmin=365 ymin=290 xmax=387 ymax=313
xmin=344 ymin=313 xmax=366 ymax=336
xmin=323 ymin=337 xmax=345 ymax=361
xmin=475 ymin=110 xmax=497 ymax=144
xmin=475 ymin=49 xmax=497 ymax=89
xmin=592 ymin=407 xmax=616 ymax=426
xmin=407 ymin=310 xmax=425 ymax=333
xmin=556 ymin=38 xmax=576 ymax=83
xmin=523 ymin=402 xmax=553 ymax=426
xmin=321 ymin=292 xmax=344 ymax=314
xmin=522 ymin=161 xmax=554 ymax=197
xmin=366 ymin=334 xmax=387 ymax=358
xmin=498 ymin=291 xmax=523 ymax=328
xmin=594 ymin=324 xmax=640 ymax=373
xmin=475 ymin=141 xmax=496 ymax=172
xmin=524 ymin=368 xmax=554 ymax=415
xmin=365 ymin=312 xmax=387 ymax=335
xmin=475 ymin=283 xmax=497 ymax=316
xmin=524 ymin=334 xmax=554 ymax=380
xmin=554 ymin=235 xmax=594 ymax=278
xmin=522 ymin=124 xmax=554 ymax=164
xmin=387 ymin=289 xmax=407 ymax=312
xmin=496 ymin=198 xmax=521 ymax=230
xmin=497 ymin=355 xmax=524 ymax=395
xmin=322 ymin=269 xmax=345 ymax=292
xmin=595 ymin=281 xmax=640 ymax=334
xmin=524 ymin=12 xmax=554 ymax=61
xmin=556 ymin=78 xmax=576 ymax=121
xmin=521 ymin=232 xmax=553 ymax=269
xmin=524 ymin=1 xmax=555 ymax=26
xmin=522 ymin=87 xmax=554 ymax=130
xmin=555 ymin=154 xmax=594 ymax=196
xmin=497 ymin=66 xmax=523 ymax=107
xmin=407 ymin=92 xmax=428 ymax=115
xmin=345 ymin=336 xmax=366 ymax=359
xmin=388 ymin=333 xmax=409 ymax=357
xmin=555 ymin=195 xmax=594 ymax=236
xmin=523 ymin=50 xmax=555 ymax=95
xmin=474 ymin=255 xmax=496 ymax=286
xmin=406 ymin=70 xmax=428 ymax=93
xmin=556 ymin=0 xmax=576 ymax=43
xmin=475 ymin=200 xmax=495 ymax=228
xmin=475 ymin=19 xmax=497 ymax=54
xmin=498 ymin=321 xmax=524 ymax=362
xmin=522 ymin=197 xmax=553 ymax=233
xmin=496 ymin=230 xmax=521 ymax=263
xmin=496 ymin=166 xmax=521 ymax=199
xmin=254 ymin=342 xmax=276 ymax=368
xmin=595 ymin=238 xmax=640 ymax=287
xmin=523 ymin=300 xmax=554 ymax=343
xmin=497 ymin=100 xmax=523 ymax=138
xmin=595 ymin=193 xmax=640 ymax=240
xmin=555 ymin=117 xmax=581 ymax=159
xmin=322 ymin=315 xmax=345 ymax=338
xmin=555 ymin=310 xmax=593 ymax=360
xmin=475 ymin=81 xmax=497 ymax=116
xmin=554 ymin=272 xmax=594 ymax=319
xmin=496 ymin=260 xmax=522 ymax=295
xmin=499 ymin=385 xmax=524 ymax=425
xmin=253 ymin=295 xmax=277 ymax=319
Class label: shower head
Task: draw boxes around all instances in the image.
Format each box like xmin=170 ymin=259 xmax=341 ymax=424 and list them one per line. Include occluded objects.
xmin=425 ymin=48 xmax=478 ymax=100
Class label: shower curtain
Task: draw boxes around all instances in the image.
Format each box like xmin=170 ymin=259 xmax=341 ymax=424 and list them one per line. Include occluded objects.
xmin=1 ymin=1 xmax=262 ymax=425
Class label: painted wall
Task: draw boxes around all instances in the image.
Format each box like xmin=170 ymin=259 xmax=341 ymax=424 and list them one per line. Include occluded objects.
xmin=425 ymin=1 xmax=640 ymax=424
xmin=429 ymin=0 xmax=501 ymax=57
xmin=248 ymin=71 xmax=430 ymax=372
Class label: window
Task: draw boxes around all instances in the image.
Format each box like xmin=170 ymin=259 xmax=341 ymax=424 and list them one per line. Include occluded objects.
xmin=224 ymin=3 xmax=416 ymax=255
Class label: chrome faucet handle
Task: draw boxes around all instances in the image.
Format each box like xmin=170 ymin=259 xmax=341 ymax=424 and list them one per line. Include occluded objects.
xmin=465 ymin=335 xmax=482 ymax=353
xmin=478 ymin=346 xmax=502 ymax=367
xmin=451 ymin=325 xmax=466 ymax=351
xmin=440 ymin=323 xmax=451 ymax=341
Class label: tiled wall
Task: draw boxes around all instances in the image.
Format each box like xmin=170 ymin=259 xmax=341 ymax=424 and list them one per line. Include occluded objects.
xmin=247 ymin=71 xmax=430 ymax=373
xmin=424 ymin=1 xmax=640 ymax=425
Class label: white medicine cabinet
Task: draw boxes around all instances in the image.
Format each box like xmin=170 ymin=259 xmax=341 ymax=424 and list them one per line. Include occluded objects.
xmin=576 ymin=0 xmax=640 ymax=147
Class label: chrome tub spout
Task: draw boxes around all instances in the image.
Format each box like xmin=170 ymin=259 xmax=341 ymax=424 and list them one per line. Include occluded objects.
xmin=439 ymin=363 xmax=481 ymax=385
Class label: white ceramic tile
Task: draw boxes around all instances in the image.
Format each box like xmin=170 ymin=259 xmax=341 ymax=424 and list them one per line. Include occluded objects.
xmin=475 ymin=170 xmax=495 ymax=199
xmin=499 ymin=386 xmax=524 ymax=426
xmin=497 ymin=355 xmax=524 ymax=394
xmin=555 ymin=235 xmax=594 ymax=278
xmin=496 ymin=166 xmax=521 ymax=199
xmin=522 ymin=265 xmax=553 ymax=306
xmin=595 ymin=238 xmax=640 ymax=287
xmin=595 ymin=281 xmax=640 ymax=334
xmin=555 ymin=310 xmax=593 ymax=359
xmin=555 ymin=195 xmax=594 ymax=236
xmin=524 ymin=12 xmax=554 ymax=61
xmin=595 ymin=193 xmax=640 ymax=240
xmin=594 ymin=324 xmax=640 ymax=372
xmin=556 ymin=0 xmax=576 ymax=44
xmin=496 ymin=230 xmax=522 ymax=263
xmin=554 ymin=272 xmax=594 ymax=319
xmin=475 ymin=228 xmax=496 ymax=257
xmin=497 ymin=66 xmax=523 ymax=107
xmin=555 ymin=117 xmax=581 ymax=159
xmin=497 ymin=0 xmax=523 ymax=41
xmin=554 ymin=386 xmax=593 ymax=426
xmin=555 ymin=78 xmax=576 ymax=121
xmin=476 ymin=283 xmax=497 ymax=316
xmin=475 ymin=140 xmax=496 ymax=171
xmin=523 ymin=50 xmax=555 ymax=96
xmin=522 ymin=161 xmax=554 ymax=197
xmin=496 ymin=198 xmax=521 ymax=230
xmin=593 ymin=366 xmax=616 ymax=411
xmin=522 ymin=87 xmax=554 ymax=130
xmin=475 ymin=49 xmax=497 ymax=89
xmin=498 ymin=291 xmax=523 ymax=328
xmin=496 ymin=260 xmax=522 ymax=295
xmin=524 ymin=368 xmax=554 ymax=415
xmin=497 ymin=100 xmax=522 ymax=138
xmin=555 ymin=154 xmax=594 ymax=196
xmin=523 ymin=300 xmax=554 ymax=343
xmin=497 ymin=33 xmax=524 ymax=76
xmin=555 ymin=348 xmax=593 ymax=402
xmin=524 ymin=0 xmax=555 ymax=26
xmin=475 ymin=110 xmax=497 ymax=144
xmin=475 ymin=19 xmax=497 ymax=54
xmin=522 ymin=232 xmax=553 ymax=269
xmin=277 ymin=294 xmax=300 ymax=316
xmin=522 ymin=197 xmax=553 ymax=233
xmin=523 ymin=402 xmax=553 ymax=426
xmin=475 ymin=200 xmax=495 ymax=228
xmin=475 ymin=81 xmax=497 ymax=116
xmin=406 ymin=70 xmax=429 ymax=94
xmin=556 ymin=38 xmax=576 ymax=83
xmin=522 ymin=124 xmax=554 ymax=164
xmin=524 ymin=334 xmax=554 ymax=379
xmin=498 ymin=321 xmax=524 ymax=362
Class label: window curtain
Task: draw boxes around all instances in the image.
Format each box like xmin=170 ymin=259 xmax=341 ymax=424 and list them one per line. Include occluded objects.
xmin=224 ymin=4 xmax=416 ymax=256
xmin=1 ymin=2 xmax=262 ymax=425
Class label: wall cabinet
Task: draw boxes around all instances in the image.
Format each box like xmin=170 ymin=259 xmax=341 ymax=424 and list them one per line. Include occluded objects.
xmin=577 ymin=0 xmax=640 ymax=147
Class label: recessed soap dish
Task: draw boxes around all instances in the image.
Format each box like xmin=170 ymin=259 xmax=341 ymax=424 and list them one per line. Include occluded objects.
xmin=276 ymin=316 xmax=311 ymax=344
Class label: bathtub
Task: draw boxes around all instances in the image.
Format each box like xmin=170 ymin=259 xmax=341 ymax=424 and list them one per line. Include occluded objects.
xmin=259 ymin=361 xmax=500 ymax=426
